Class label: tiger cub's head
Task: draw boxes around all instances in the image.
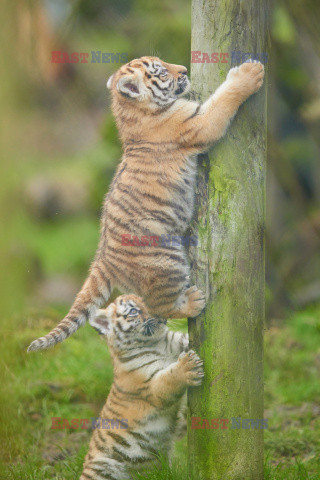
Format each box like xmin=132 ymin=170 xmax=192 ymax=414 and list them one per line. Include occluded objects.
xmin=107 ymin=56 xmax=190 ymax=108
xmin=89 ymin=294 xmax=167 ymax=350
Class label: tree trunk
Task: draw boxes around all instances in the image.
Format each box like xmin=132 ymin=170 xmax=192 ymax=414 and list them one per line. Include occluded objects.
xmin=187 ymin=1 xmax=268 ymax=479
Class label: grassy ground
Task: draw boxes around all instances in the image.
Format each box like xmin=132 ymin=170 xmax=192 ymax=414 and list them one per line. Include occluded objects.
xmin=1 ymin=302 xmax=319 ymax=479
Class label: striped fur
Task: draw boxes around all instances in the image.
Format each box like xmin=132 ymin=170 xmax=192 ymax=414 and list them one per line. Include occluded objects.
xmin=81 ymin=294 xmax=203 ymax=480
xmin=28 ymin=57 xmax=264 ymax=352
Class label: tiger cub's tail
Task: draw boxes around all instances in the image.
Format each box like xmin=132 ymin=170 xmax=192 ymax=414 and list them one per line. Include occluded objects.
xmin=27 ymin=265 xmax=111 ymax=352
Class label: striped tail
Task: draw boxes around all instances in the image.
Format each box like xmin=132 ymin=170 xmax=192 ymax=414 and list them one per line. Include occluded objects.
xmin=27 ymin=265 xmax=111 ymax=352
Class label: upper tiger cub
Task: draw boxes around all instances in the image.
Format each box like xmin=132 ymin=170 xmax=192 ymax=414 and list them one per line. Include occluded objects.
xmin=81 ymin=294 xmax=203 ymax=480
xmin=28 ymin=56 xmax=264 ymax=352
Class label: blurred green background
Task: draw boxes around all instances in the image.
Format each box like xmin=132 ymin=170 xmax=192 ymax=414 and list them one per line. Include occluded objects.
xmin=0 ymin=0 xmax=319 ymax=479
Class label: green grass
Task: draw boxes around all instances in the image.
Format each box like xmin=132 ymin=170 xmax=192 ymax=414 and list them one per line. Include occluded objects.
xmin=0 ymin=318 xmax=111 ymax=479
xmin=262 ymin=306 xmax=320 ymax=478
xmin=1 ymin=304 xmax=320 ymax=479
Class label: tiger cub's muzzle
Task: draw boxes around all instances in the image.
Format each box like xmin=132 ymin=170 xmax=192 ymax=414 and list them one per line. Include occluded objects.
xmin=142 ymin=317 xmax=167 ymax=336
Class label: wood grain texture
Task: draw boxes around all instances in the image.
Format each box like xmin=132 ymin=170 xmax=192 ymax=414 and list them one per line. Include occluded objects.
xmin=188 ymin=1 xmax=269 ymax=478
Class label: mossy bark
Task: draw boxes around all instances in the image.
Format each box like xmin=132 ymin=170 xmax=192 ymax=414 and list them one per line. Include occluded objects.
xmin=187 ymin=1 xmax=268 ymax=479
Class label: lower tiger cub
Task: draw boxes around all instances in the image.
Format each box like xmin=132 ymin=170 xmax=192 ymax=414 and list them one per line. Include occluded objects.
xmin=80 ymin=294 xmax=204 ymax=480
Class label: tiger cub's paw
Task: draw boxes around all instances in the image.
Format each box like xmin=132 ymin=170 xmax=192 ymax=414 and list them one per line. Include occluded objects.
xmin=182 ymin=285 xmax=206 ymax=318
xmin=178 ymin=350 xmax=204 ymax=387
xmin=227 ymin=60 xmax=264 ymax=95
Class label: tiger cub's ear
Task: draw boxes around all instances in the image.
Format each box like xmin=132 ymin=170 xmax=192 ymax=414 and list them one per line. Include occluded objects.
xmin=89 ymin=310 xmax=111 ymax=336
xmin=116 ymin=75 xmax=142 ymax=99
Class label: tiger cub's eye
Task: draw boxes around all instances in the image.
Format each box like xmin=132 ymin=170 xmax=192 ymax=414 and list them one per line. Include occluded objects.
xmin=128 ymin=308 xmax=139 ymax=316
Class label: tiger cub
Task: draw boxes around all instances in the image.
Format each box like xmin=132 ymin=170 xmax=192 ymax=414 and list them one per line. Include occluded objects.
xmin=28 ymin=56 xmax=264 ymax=352
xmin=80 ymin=294 xmax=203 ymax=480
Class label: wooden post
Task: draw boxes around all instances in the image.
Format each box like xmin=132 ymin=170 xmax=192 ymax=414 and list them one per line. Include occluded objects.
xmin=187 ymin=1 xmax=268 ymax=479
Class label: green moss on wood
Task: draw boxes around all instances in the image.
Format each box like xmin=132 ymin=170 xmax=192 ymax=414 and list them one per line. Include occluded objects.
xmin=188 ymin=1 xmax=268 ymax=479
